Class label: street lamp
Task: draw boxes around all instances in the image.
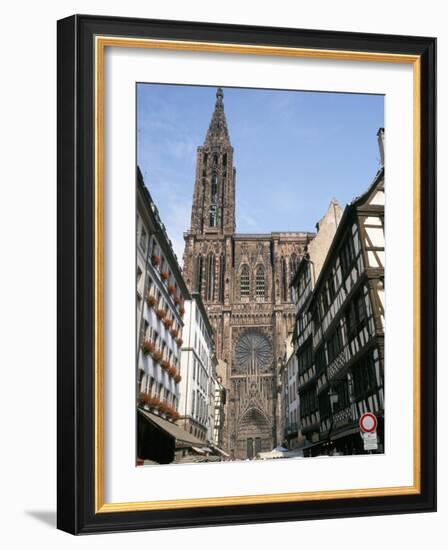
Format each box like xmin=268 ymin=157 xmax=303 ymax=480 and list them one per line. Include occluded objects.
xmin=326 ymin=387 xmax=339 ymax=455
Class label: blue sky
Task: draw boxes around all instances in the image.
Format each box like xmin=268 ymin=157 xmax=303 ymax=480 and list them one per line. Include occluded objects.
xmin=137 ymin=84 xmax=384 ymax=261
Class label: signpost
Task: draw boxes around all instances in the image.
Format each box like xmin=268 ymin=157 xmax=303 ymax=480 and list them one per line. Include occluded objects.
xmin=359 ymin=412 xmax=378 ymax=451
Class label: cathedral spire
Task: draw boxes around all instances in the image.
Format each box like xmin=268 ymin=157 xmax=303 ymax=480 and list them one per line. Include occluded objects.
xmin=205 ymin=87 xmax=231 ymax=146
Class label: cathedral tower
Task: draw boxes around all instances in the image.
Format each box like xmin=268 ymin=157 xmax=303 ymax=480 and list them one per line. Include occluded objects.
xmin=189 ymin=88 xmax=236 ymax=236
xmin=182 ymin=88 xmax=314 ymax=459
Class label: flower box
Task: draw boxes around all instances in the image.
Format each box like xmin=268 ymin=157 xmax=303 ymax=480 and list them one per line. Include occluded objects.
xmin=174 ymin=295 xmax=181 ymax=305
xmin=137 ymin=391 xmax=149 ymax=405
xmin=158 ymin=401 xmax=169 ymax=414
xmin=175 ymin=337 xmax=183 ymax=348
xmin=167 ymin=284 xmax=176 ymax=295
xmin=160 ymin=271 xmax=169 ymax=281
xmin=146 ymin=293 xmax=156 ymax=308
xmin=174 ymin=373 xmax=182 ymax=384
xmin=150 ymin=396 xmax=161 ymax=408
xmin=179 ymin=306 xmax=185 ymax=316
xmin=155 ymin=308 xmax=166 ymax=320
xmin=151 ymin=255 xmax=160 ymax=267
xmin=141 ymin=338 xmax=155 ymax=355
xmin=160 ymin=359 xmax=170 ymax=371
xmin=170 ymin=328 xmax=179 ymax=338
xmin=163 ymin=318 xmax=173 ymax=329
xmin=168 ymin=366 xmax=177 ymax=378
xmin=152 ymin=350 xmax=162 ymax=363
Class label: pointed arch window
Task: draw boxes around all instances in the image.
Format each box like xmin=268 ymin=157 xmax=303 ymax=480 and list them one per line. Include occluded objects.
xmin=195 ymin=255 xmax=203 ymax=293
xmin=240 ymin=265 xmax=250 ymax=297
xmin=219 ymin=254 xmax=225 ymax=302
xmin=281 ymin=257 xmax=288 ymax=302
xmin=211 ymin=174 xmax=218 ymax=204
xmin=289 ymin=253 xmax=298 ymax=278
xmin=255 ymin=266 xmax=265 ymax=298
xmin=206 ymin=253 xmax=216 ymax=301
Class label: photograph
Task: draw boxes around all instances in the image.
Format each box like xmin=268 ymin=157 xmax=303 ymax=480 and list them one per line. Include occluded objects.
xmin=135 ymin=83 xmax=385 ymax=465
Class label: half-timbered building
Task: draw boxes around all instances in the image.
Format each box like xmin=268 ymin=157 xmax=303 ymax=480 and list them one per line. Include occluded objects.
xmin=293 ymin=129 xmax=385 ymax=455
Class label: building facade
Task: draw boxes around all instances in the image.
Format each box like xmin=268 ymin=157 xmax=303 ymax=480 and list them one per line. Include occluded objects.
xmin=212 ymin=371 xmax=227 ymax=449
xmin=182 ymin=88 xmax=314 ymax=459
xmin=136 ymin=168 xmax=198 ymax=463
xmin=291 ymin=199 xmax=343 ymax=448
xmin=178 ymin=292 xmax=218 ymax=444
xmin=293 ymin=130 xmax=385 ymax=455
xmin=279 ymin=335 xmax=300 ymax=449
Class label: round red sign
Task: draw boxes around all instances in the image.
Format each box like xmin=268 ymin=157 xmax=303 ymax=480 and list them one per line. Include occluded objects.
xmin=359 ymin=412 xmax=377 ymax=433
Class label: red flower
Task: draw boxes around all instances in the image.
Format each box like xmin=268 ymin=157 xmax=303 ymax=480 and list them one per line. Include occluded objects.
xmin=167 ymin=284 xmax=176 ymax=295
xmin=175 ymin=337 xmax=183 ymax=348
xmin=141 ymin=338 xmax=155 ymax=355
xmin=156 ymin=308 xmax=166 ymax=320
xmin=151 ymin=255 xmax=160 ymax=267
xmin=160 ymin=359 xmax=170 ymax=371
xmin=146 ymin=294 xmax=156 ymax=308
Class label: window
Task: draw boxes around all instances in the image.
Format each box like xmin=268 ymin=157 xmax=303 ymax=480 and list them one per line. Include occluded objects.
xmin=281 ymin=257 xmax=288 ymax=301
xmin=209 ymin=206 xmax=217 ymax=227
xmin=315 ymin=345 xmax=327 ymax=375
xmin=345 ymin=289 xmax=367 ymax=339
xmin=352 ymin=352 xmax=378 ymax=399
xmin=138 ymin=369 xmax=144 ymax=392
xmin=318 ymin=392 xmax=331 ymax=420
xmin=255 ymin=266 xmax=265 ymax=298
xmin=211 ymin=174 xmax=218 ymax=203
xmin=139 ymin=226 xmax=147 ymax=251
xmin=219 ymin=254 xmax=225 ymax=302
xmin=339 ymin=234 xmax=356 ymax=275
xmin=333 ymin=380 xmax=350 ymax=413
xmin=240 ymin=265 xmax=250 ymax=297
xmin=137 ymin=266 xmax=142 ymax=284
xmin=206 ymin=254 xmax=215 ymax=300
xmin=297 ymin=338 xmax=312 ymax=375
xmin=289 ymin=253 xmax=298 ymax=278
xmin=195 ymin=255 xmax=203 ymax=292
xmin=300 ymin=387 xmax=318 ymax=417
xmin=327 ymin=325 xmax=343 ymax=363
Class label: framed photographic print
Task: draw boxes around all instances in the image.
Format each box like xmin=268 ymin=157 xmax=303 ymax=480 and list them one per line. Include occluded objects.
xmin=57 ymin=14 xmax=436 ymax=534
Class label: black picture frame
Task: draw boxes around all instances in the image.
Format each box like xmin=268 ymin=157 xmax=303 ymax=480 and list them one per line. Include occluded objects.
xmin=57 ymin=14 xmax=436 ymax=534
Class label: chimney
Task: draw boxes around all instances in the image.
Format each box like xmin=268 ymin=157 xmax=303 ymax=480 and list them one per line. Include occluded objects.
xmin=377 ymin=127 xmax=385 ymax=166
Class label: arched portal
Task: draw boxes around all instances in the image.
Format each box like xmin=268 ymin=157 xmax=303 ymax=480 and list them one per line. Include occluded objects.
xmin=236 ymin=407 xmax=272 ymax=459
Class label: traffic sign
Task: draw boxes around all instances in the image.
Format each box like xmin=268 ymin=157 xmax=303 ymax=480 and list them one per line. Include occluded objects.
xmin=362 ymin=431 xmax=378 ymax=451
xmin=359 ymin=412 xmax=377 ymax=433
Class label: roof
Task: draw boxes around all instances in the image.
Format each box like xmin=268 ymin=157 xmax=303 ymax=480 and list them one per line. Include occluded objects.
xmin=138 ymin=408 xmax=204 ymax=447
xmin=136 ymin=167 xmax=190 ymax=299
xmin=308 ymin=166 xmax=385 ymax=304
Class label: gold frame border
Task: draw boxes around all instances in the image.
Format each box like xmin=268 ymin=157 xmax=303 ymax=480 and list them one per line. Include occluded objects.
xmin=94 ymin=36 xmax=422 ymax=513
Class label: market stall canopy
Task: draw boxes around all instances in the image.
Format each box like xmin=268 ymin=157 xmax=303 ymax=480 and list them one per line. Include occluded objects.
xmin=138 ymin=408 xmax=205 ymax=447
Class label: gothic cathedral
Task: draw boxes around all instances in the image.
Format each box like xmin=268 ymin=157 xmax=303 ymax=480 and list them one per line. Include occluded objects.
xmin=183 ymin=88 xmax=313 ymax=459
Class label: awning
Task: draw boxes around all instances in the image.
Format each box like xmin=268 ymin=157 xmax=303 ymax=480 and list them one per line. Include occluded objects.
xmin=138 ymin=408 xmax=205 ymax=447
xmin=331 ymin=426 xmax=360 ymax=441
xmin=191 ymin=446 xmax=206 ymax=455
xmin=212 ymin=446 xmax=230 ymax=458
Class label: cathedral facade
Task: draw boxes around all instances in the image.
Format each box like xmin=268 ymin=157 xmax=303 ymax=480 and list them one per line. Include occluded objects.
xmin=182 ymin=88 xmax=314 ymax=459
